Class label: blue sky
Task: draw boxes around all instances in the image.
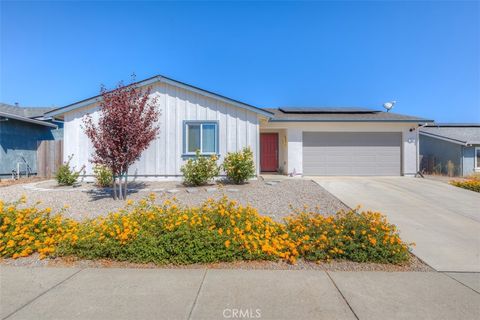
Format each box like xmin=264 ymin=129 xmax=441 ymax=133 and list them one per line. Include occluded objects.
xmin=1 ymin=1 xmax=479 ymax=122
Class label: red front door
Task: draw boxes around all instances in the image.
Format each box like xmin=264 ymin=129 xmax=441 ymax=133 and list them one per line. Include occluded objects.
xmin=260 ymin=133 xmax=278 ymax=172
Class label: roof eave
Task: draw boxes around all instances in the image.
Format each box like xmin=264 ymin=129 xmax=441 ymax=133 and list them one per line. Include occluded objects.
xmin=0 ymin=112 xmax=58 ymax=128
xmin=269 ymin=119 xmax=434 ymax=123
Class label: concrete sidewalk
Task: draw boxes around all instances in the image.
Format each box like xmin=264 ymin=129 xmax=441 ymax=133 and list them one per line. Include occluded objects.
xmin=312 ymin=177 xmax=480 ymax=272
xmin=1 ymin=267 xmax=479 ymax=320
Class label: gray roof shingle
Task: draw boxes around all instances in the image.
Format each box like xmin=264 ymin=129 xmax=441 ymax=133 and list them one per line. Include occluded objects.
xmin=420 ymin=124 xmax=480 ymax=145
xmin=0 ymin=103 xmax=55 ymax=118
xmin=264 ymin=108 xmax=433 ymax=122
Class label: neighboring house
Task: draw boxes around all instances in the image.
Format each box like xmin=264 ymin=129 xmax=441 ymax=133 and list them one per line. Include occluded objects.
xmin=420 ymin=124 xmax=480 ymax=176
xmin=0 ymin=103 xmax=63 ymax=178
xmin=44 ymin=75 xmax=432 ymax=179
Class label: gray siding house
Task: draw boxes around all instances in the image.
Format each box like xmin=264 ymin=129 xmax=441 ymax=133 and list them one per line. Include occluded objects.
xmin=0 ymin=103 xmax=63 ymax=178
xmin=420 ymin=124 xmax=480 ymax=176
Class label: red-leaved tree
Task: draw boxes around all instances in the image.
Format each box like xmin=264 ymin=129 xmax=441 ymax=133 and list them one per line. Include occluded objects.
xmin=83 ymin=80 xmax=160 ymax=200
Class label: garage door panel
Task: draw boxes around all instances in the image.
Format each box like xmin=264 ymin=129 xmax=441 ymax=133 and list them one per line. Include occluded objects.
xmin=303 ymin=132 xmax=401 ymax=176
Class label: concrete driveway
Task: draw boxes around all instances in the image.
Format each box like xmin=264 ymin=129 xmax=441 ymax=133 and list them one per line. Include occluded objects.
xmin=311 ymin=177 xmax=480 ymax=272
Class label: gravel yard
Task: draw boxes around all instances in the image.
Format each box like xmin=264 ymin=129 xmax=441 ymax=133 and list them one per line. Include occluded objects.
xmin=1 ymin=177 xmax=432 ymax=272
xmin=0 ymin=177 xmax=349 ymax=221
xmin=0 ymin=253 xmax=432 ymax=272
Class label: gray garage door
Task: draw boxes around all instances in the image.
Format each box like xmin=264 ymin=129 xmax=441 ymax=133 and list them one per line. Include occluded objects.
xmin=303 ymin=132 xmax=402 ymax=176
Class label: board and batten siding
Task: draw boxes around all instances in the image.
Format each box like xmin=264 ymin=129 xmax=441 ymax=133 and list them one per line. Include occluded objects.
xmin=63 ymin=82 xmax=260 ymax=179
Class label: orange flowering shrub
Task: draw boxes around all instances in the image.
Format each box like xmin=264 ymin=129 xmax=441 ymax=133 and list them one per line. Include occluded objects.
xmin=450 ymin=179 xmax=480 ymax=193
xmin=60 ymin=195 xmax=297 ymax=264
xmin=0 ymin=197 xmax=79 ymax=259
xmin=1 ymin=195 xmax=411 ymax=265
xmin=285 ymin=209 xmax=411 ymax=264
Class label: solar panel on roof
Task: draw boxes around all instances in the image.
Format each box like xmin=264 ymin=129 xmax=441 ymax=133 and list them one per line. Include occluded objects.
xmin=278 ymin=107 xmax=380 ymax=114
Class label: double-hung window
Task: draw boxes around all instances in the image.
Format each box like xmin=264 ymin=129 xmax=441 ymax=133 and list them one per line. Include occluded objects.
xmin=184 ymin=121 xmax=219 ymax=155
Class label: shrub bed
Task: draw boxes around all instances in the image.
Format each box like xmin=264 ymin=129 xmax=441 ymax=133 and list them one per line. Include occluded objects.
xmin=286 ymin=210 xmax=410 ymax=264
xmin=0 ymin=196 xmax=412 ymax=265
xmin=0 ymin=197 xmax=79 ymax=259
xmin=450 ymin=179 xmax=480 ymax=193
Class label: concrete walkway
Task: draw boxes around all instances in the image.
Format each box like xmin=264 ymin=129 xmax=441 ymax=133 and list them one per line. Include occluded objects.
xmin=311 ymin=177 xmax=480 ymax=272
xmin=1 ymin=267 xmax=479 ymax=320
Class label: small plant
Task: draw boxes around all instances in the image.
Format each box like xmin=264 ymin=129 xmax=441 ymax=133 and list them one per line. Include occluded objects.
xmin=55 ymin=155 xmax=84 ymax=186
xmin=181 ymin=150 xmax=220 ymax=186
xmin=93 ymin=165 xmax=113 ymax=187
xmin=223 ymin=147 xmax=256 ymax=184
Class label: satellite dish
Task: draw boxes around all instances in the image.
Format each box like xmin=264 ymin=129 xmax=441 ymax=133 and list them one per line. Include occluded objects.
xmin=383 ymin=101 xmax=396 ymax=112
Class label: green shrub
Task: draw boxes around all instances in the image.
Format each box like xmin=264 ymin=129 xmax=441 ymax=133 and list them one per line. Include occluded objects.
xmin=55 ymin=155 xmax=84 ymax=186
xmin=93 ymin=165 xmax=113 ymax=187
xmin=180 ymin=150 xmax=220 ymax=186
xmin=223 ymin=147 xmax=256 ymax=184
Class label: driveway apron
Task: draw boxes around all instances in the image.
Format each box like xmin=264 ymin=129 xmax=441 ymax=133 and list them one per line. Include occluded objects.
xmin=312 ymin=177 xmax=480 ymax=272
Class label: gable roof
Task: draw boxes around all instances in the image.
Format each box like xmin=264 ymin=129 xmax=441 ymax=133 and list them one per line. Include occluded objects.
xmin=420 ymin=124 xmax=480 ymax=145
xmin=0 ymin=103 xmax=55 ymax=118
xmin=44 ymin=74 xmax=274 ymax=118
xmin=265 ymin=107 xmax=434 ymax=123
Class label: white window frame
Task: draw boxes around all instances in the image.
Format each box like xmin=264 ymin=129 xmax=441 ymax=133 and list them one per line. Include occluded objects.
xmin=475 ymin=147 xmax=480 ymax=170
xmin=183 ymin=121 xmax=219 ymax=155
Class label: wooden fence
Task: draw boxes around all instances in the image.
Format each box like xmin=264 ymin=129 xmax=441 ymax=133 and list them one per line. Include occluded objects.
xmin=37 ymin=140 xmax=63 ymax=178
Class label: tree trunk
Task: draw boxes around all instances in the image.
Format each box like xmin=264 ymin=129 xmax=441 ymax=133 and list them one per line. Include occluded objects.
xmin=123 ymin=167 xmax=128 ymax=199
xmin=118 ymin=169 xmax=123 ymax=200
xmin=112 ymin=175 xmax=117 ymax=200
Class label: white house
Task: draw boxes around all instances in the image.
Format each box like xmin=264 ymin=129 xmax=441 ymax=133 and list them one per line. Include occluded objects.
xmin=45 ymin=75 xmax=433 ymax=179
